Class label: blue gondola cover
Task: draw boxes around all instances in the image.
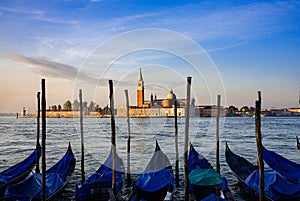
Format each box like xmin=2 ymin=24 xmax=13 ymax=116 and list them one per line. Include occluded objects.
xmin=136 ymin=168 xmax=174 ymax=193
xmin=75 ymin=151 xmax=124 ymax=201
xmin=262 ymin=148 xmax=300 ymax=183
xmin=4 ymin=144 xmax=75 ymax=200
xmin=0 ymin=148 xmax=41 ymax=187
xmin=245 ymin=169 xmax=300 ymax=200
xmin=200 ymin=193 xmax=227 ymax=201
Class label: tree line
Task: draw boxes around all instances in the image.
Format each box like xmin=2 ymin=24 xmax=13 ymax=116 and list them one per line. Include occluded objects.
xmin=49 ymin=100 xmax=110 ymax=114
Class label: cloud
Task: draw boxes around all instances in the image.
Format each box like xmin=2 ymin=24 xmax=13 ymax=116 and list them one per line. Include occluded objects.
xmin=207 ymin=41 xmax=248 ymax=52
xmin=0 ymin=6 xmax=43 ymax=16
xmin=31 ymin=15 xmax=80 ymax=26
xmin=2 ymin=53 xmax=108 ymax=85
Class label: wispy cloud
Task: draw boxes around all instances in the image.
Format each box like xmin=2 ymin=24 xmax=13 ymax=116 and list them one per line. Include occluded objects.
xmin=107 ymin=1 xmax=299 ymax=42
xmin=31 ymin=15 xmax=80 ymax=26
xmin=207 ymin=41 xmax=248 ymax=52
xmin=0 ymin=6 xmax=43 ymax=16
xmin=2 ymin=54 xmax=102 ymax=84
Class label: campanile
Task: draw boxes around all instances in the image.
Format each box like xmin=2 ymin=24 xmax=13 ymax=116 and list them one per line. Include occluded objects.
xmin=137 ymin=68 xmax=144 ymax=107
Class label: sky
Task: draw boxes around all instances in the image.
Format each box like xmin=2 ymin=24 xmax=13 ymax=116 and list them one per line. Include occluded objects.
xmin=0 ymin=0 xmax=299 ymax=113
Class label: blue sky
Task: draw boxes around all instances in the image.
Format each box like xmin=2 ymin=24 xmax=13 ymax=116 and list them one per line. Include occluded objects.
xmin=0 ymin=0 xmax=299 ymax=113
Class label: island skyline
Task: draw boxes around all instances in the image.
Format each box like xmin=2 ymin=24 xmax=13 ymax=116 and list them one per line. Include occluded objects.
xmin=0 ymin=1 xmax=299 ymax=113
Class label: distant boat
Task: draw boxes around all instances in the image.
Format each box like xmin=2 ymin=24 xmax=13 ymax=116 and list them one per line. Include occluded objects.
xmin=0 ymin=145 xmax=41 ymax=198
xmin=75 ymin=149 xmax=124 ymax=201
xmin=4 ymin=143 xmax=76 ymax=201
xmin=129 ymin=141 xmax=174 ymax=201
xmin=188 ymin=144 xmax=231 ymax=201
xmin=225 ymin=142 xmax=300 ymax=200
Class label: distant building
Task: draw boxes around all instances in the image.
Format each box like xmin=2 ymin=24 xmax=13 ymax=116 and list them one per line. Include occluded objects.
xmin=195 ymin=105 xmax=225 ymax=117
xmin=116 ymin=68 xmax=196 ymax=117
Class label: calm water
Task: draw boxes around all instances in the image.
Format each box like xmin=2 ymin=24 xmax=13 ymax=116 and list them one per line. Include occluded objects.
xmin=0 ymin=116 xmax=300 ymax=200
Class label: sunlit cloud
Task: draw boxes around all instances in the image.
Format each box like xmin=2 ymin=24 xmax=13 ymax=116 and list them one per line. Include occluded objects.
xmin=2 ymin=54 xmax=99 ymax=84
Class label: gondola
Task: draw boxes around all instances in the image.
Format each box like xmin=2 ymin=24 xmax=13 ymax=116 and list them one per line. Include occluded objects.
xmin=75 ymin=149 xmax=125 ymax=201
xmin=296 ymin=136 xmax=300 ymax=151
xmin=0 ymin=145 xmax=41 ymax=198
xmin=3 ymin=142 xmax=76 ymax=201
xmin=262 ymin=146 xmax=300 ymax=183
xmin=225 ymin=142 xmax=300 ymax=200
xmin=188 ymin=144 xmax=231 ymax=201
xmin=129 ymin=141 xmax=174 ymax=201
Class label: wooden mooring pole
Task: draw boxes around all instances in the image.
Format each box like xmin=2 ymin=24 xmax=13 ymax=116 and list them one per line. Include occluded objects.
xmin=79 ymin=89 xmax=85 ymax=183
xmin=35 ymin=92 xmax=40 ymax=174
xmin=125 ymin=89 xmax=132 ymax=186
xmin=216 ymin=95 xmax=221 ymax=174
xmin=174 ymin=100 xmax=179 ymax=188
xmin=41 ymin=79 xmax=46 ymax=201
xmin=109 ymin=80 xmax=117 ymax=196
xmin=255 ymin=91 xmax=264 ymax=201
xmin=184 ymin=76 xmax=192 ymax=201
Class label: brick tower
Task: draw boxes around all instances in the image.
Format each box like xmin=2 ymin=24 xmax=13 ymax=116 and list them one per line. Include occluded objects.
xmin=137 ymin=68 xmax=144 ymax=107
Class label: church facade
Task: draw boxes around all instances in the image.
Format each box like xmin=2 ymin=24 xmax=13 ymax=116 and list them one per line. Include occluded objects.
xmin=116 ymin=68 xmax=196 ymax=117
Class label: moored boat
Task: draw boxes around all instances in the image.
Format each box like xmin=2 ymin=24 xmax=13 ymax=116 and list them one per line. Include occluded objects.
xmin=262 ymin=145 xmax=300 ymax=183
xmin=3 ymin=143 xmax=75 ymax=201
xmin=225 ymin=142 xmax=300 ymax=201
xmin=188 ymin=144 xmax=231 ymax=201
xmin=0 ymin=145 xmax=41 ymax=198
xmin=129 ymin=141 xmax=174 ymax=201
xmin=75 ymin=149 xmax=125 ymax=201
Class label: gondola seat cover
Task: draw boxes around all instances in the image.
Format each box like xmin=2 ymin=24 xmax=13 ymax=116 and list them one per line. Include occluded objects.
xmin=262 ymin=148 xmax=300 ymax=183
xmin=4 ymin=144 xmax=75 ymax=200
xmin=75 ymin=151 xmax=124 ymax=201
xmin=0 ymin=148 xmax=41 ymax=186
xmin=189 ymin=169 xmax=223 ymax=186
xmin=200 ymin=193 xmax=227 ymax=201
xmin=245 ymin=169 xmax=300 ymax=200
xmin=136 ymin=168 xmax=174 ymax=193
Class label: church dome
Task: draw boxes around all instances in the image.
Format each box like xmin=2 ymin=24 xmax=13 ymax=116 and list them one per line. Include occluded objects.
xmin=166 ymin=90 xmax=177 ymax=100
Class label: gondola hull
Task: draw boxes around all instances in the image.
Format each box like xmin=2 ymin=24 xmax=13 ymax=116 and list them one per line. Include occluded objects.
xmin=225 ymin=142 xmax=300 ymax=201
xmin=0 ymin=147 xmax=41 ymax=198
xmin=188 ymin=144 xmax=230 ymax=201
xmin=75 ymin=151 xmax=124 ymax=201
xmin=129 ymin=141 xmax=174 ymax=201
xmin=3 ymin=143 xmax=75 ymax=201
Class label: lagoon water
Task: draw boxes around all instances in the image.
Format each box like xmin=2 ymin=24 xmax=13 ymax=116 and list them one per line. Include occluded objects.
xmin=0 ymin=116 xmax=299 ymax=200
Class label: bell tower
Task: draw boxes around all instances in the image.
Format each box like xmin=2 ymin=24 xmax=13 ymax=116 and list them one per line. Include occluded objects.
xmin=137 ymin=68 xmax=144 ymax=107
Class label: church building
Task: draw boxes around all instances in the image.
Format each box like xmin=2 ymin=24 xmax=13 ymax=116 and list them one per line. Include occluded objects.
xmin=116 ymin=68 xmax=196 ymax=117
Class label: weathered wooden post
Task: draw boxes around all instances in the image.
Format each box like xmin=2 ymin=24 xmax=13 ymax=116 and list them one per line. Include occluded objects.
xmin=216 ymin=95 xmax=221 ymax=174
xmin=255 ymin=91 xmax=264 ymax=201
xmin=36 ymin=92 xmax=41 ymax=174
xmin=109 ymin=80 xmax=117 ymax=196
xmin=174 ymin=100 xmax=179 ymax=188
xmin=79 ymin=89 xmax=85 ymax=183
xmin=41 ymin=79 xmax=46 ymax=201
xmin=125 ymin=89 xmax=132 ymax=186
xmin=184 ymin=76 xmax=192 ymax=201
